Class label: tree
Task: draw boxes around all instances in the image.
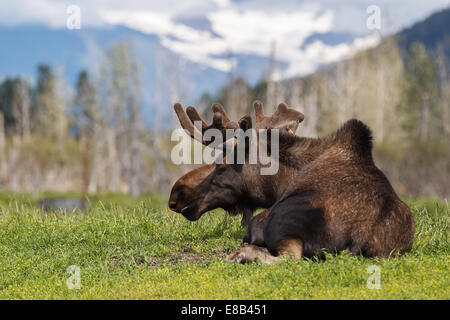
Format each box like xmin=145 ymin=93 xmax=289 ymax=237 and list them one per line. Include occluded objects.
xmin=221 ymin=77 xmax=252 ymax=120
xmin=127 ymin=55 xmax=142 ymax=197
xmin=0 ymin=77 xmax=30 ymax=138
xmin=73 ymin=71 xmax=99 ymax=204
xmin=401 ymin=42 xmax=439 ymax=142
xmin=436 ymin=45 xmax=450 ymax=137
xmin=373 ymin=38 xmax=405 ymax=144
xmin=73 ymin=71 xmax=97 ymax=137
xmin=33 ymin=65 xmax=68 ymax=142
xmin=0 ymin=76 xmax=32 ymax=190
xmin=99 ymin=41 xmax=143 ymax=196
xmin=0 ymin=109 xmax=5 ymax=184
xmin=265 ymin=40 xmax=278 ymax=114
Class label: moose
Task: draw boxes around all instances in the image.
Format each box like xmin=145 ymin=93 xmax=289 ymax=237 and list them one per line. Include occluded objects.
xmin=168 ymin=101 xmax=415 ymax=263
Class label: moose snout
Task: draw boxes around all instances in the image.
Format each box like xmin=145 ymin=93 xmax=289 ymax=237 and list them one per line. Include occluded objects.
xmin=168 ymin=200 xmax=177 ymax=211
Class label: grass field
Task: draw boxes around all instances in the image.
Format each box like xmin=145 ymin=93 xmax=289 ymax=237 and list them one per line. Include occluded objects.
xmin=0 ymin=192 xmax=448 ymax=299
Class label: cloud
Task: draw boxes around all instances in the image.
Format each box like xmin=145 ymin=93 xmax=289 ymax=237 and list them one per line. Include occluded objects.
xmin=1 ymin=0 xmax=448 ymax=31
xmin=100 ymin=9 xmax=233 ymax=72
xmin=100 ymin=6 xmax=339 ymax=76
xmin=0 ymin=0 xmax=448 ymax=77
xmin=0 ymin=0 xmax=67 ymax=27
xmin=212 ymin=0 xmax=231 ymax=9
xmin=207 ymin=9 xmax=333 ymax=57
xmin=99 ymin=6 xmax=380 ymax=78
xmin=280 ymin=32 xmax=380 ymax=79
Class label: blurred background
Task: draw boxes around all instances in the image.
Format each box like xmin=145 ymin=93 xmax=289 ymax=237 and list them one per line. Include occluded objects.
xmin=0 ymin=0 xmax=449 ymax=200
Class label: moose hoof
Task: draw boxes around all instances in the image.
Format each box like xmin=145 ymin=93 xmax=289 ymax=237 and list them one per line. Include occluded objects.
xmin=227 ymin=246 xmax=254 ymax=263
xmin=227 ymin=250 xmax=244 ymax=263
xmin=226 ymin=245 xmax=277 ymax=264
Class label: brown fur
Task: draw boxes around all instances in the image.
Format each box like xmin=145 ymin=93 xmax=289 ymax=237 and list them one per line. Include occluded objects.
xmin=169 ymin=106 xmax=415 ymax=261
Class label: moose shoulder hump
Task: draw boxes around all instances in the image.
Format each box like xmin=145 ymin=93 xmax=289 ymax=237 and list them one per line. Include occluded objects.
xmin=333 ymin=119 xmax=374 ymax=162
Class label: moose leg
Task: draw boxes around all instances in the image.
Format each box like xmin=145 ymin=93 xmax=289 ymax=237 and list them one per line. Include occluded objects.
xmin=229 ymin=194 xmax=324 ymax=264
xmin=263 ymin=194 xmax=326 ymax=259
xmin=275 ymin=237 xmax=304 ymax=259
xmin=227 ymin=238 xmax=303 ymax=264
xmin=227 ymin=244 xmax=280 ymax=264
xmin=242 ymin=209 xmax=271 ymax=246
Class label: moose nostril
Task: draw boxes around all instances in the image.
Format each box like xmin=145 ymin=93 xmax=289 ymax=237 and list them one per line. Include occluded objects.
xmin=168 ymin=201 xmax=177 ymax=210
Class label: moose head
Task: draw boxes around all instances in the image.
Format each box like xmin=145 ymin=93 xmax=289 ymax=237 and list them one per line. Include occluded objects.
xmin=168 ymin=100 xmax=304 ymax=224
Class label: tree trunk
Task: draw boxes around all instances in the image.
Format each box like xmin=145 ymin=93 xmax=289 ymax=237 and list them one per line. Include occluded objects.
xmin=107 ymin=129 xmax=120 ymax=192
xmin=0 ymin=113 xmax=7 ymax=186
xmin=420 ymin=94 xmax=430 ymax=142
xmin=128 ymin=106 xmax=140 ymax=197
xmin=80 ymin=135 xmax=89 ymax=210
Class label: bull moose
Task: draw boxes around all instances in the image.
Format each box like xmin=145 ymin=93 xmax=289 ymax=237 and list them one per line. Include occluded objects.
xmin=168 ymin=101 xmax=415 ymax=263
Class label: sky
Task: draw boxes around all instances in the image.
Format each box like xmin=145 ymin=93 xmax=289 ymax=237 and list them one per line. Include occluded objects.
xmin=1 ymin=0 xmax=449 ymax=78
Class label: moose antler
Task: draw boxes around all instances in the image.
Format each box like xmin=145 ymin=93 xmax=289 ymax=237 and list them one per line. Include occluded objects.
xmin=174 ymin=102 xmax=239 ymax=145
xmin=174 ymin=100 xmax=304 ymax=145
xmin=253 ymin=100 xmax=304 ymax=133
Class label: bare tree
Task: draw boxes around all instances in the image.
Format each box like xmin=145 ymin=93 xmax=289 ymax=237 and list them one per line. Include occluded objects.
xmin=153 ymin=49 xmax=191 ymax=193
xmin=127 ymin=55 xmax=142 ymax=197
xmin=33 ymin=65 xmax=68 ymax=145
xmin=265 ymin=40 xmax=277 ymax=113
xmin=0 ymin=77 xmax=31 ymax=190
xmin=0 ymin=111 xmax=6 ymax=185
xmin=436 ymin=45 xmax=450 ymax=136
xmin=99 ymin=41 xmax=143 ymax=195
xmin=73 ymin=70 xmax=99 ymax=205
xmin=11 ymin=78 xmax=31 ymax=140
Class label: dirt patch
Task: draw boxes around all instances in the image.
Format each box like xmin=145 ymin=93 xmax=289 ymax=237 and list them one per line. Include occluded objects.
xmin=109 ymin=248 xmax=230 ymax=268
xmin=145 ymin=248 xmax=229 ymax=267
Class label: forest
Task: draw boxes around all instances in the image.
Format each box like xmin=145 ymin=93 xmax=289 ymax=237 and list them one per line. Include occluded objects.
xmin=0 ymin=35 xmax=449 ymax=198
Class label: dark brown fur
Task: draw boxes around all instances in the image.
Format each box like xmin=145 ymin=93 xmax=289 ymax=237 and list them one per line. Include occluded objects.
xmin=169 ymin=117 xmax=415 ymax=259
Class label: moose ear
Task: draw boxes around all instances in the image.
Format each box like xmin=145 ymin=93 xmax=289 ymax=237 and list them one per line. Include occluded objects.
xmin=238 ymin=115 xmax=252 ymax=131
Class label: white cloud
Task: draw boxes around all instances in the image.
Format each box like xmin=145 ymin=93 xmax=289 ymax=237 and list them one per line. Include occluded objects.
xmin=100 ymin=6 xmax=381 ymax=78
xmin=100 ymin=9 xmax=233 ymax=72
xmin=212 ymin=0 xmax=230 ymax=9
xmin=207 ymin=9 xmax=333 ymax=57
xmin=280 ymin=32 xmax=380 ymax=79
xmin=0 ymin=0 xmax=447 ymax=77
xmin=0 ymin=0 xmax=67 ymax=27
xmin=100 ymin=7 xmax=338 ymax=75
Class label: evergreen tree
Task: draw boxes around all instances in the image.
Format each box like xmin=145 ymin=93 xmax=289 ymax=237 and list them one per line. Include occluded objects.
xmin=73 ymin=71 xmax=97 ymax=137
xmin=33 ymin=64 xmax=68 ymax=141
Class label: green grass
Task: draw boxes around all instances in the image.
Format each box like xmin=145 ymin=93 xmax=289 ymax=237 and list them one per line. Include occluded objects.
xmin=0 ymin=192 xmax=448 ymax=299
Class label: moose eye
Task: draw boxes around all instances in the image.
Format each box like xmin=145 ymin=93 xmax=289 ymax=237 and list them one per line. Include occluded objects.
xmin=214 ymin=163 xmax=228 ymax=172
